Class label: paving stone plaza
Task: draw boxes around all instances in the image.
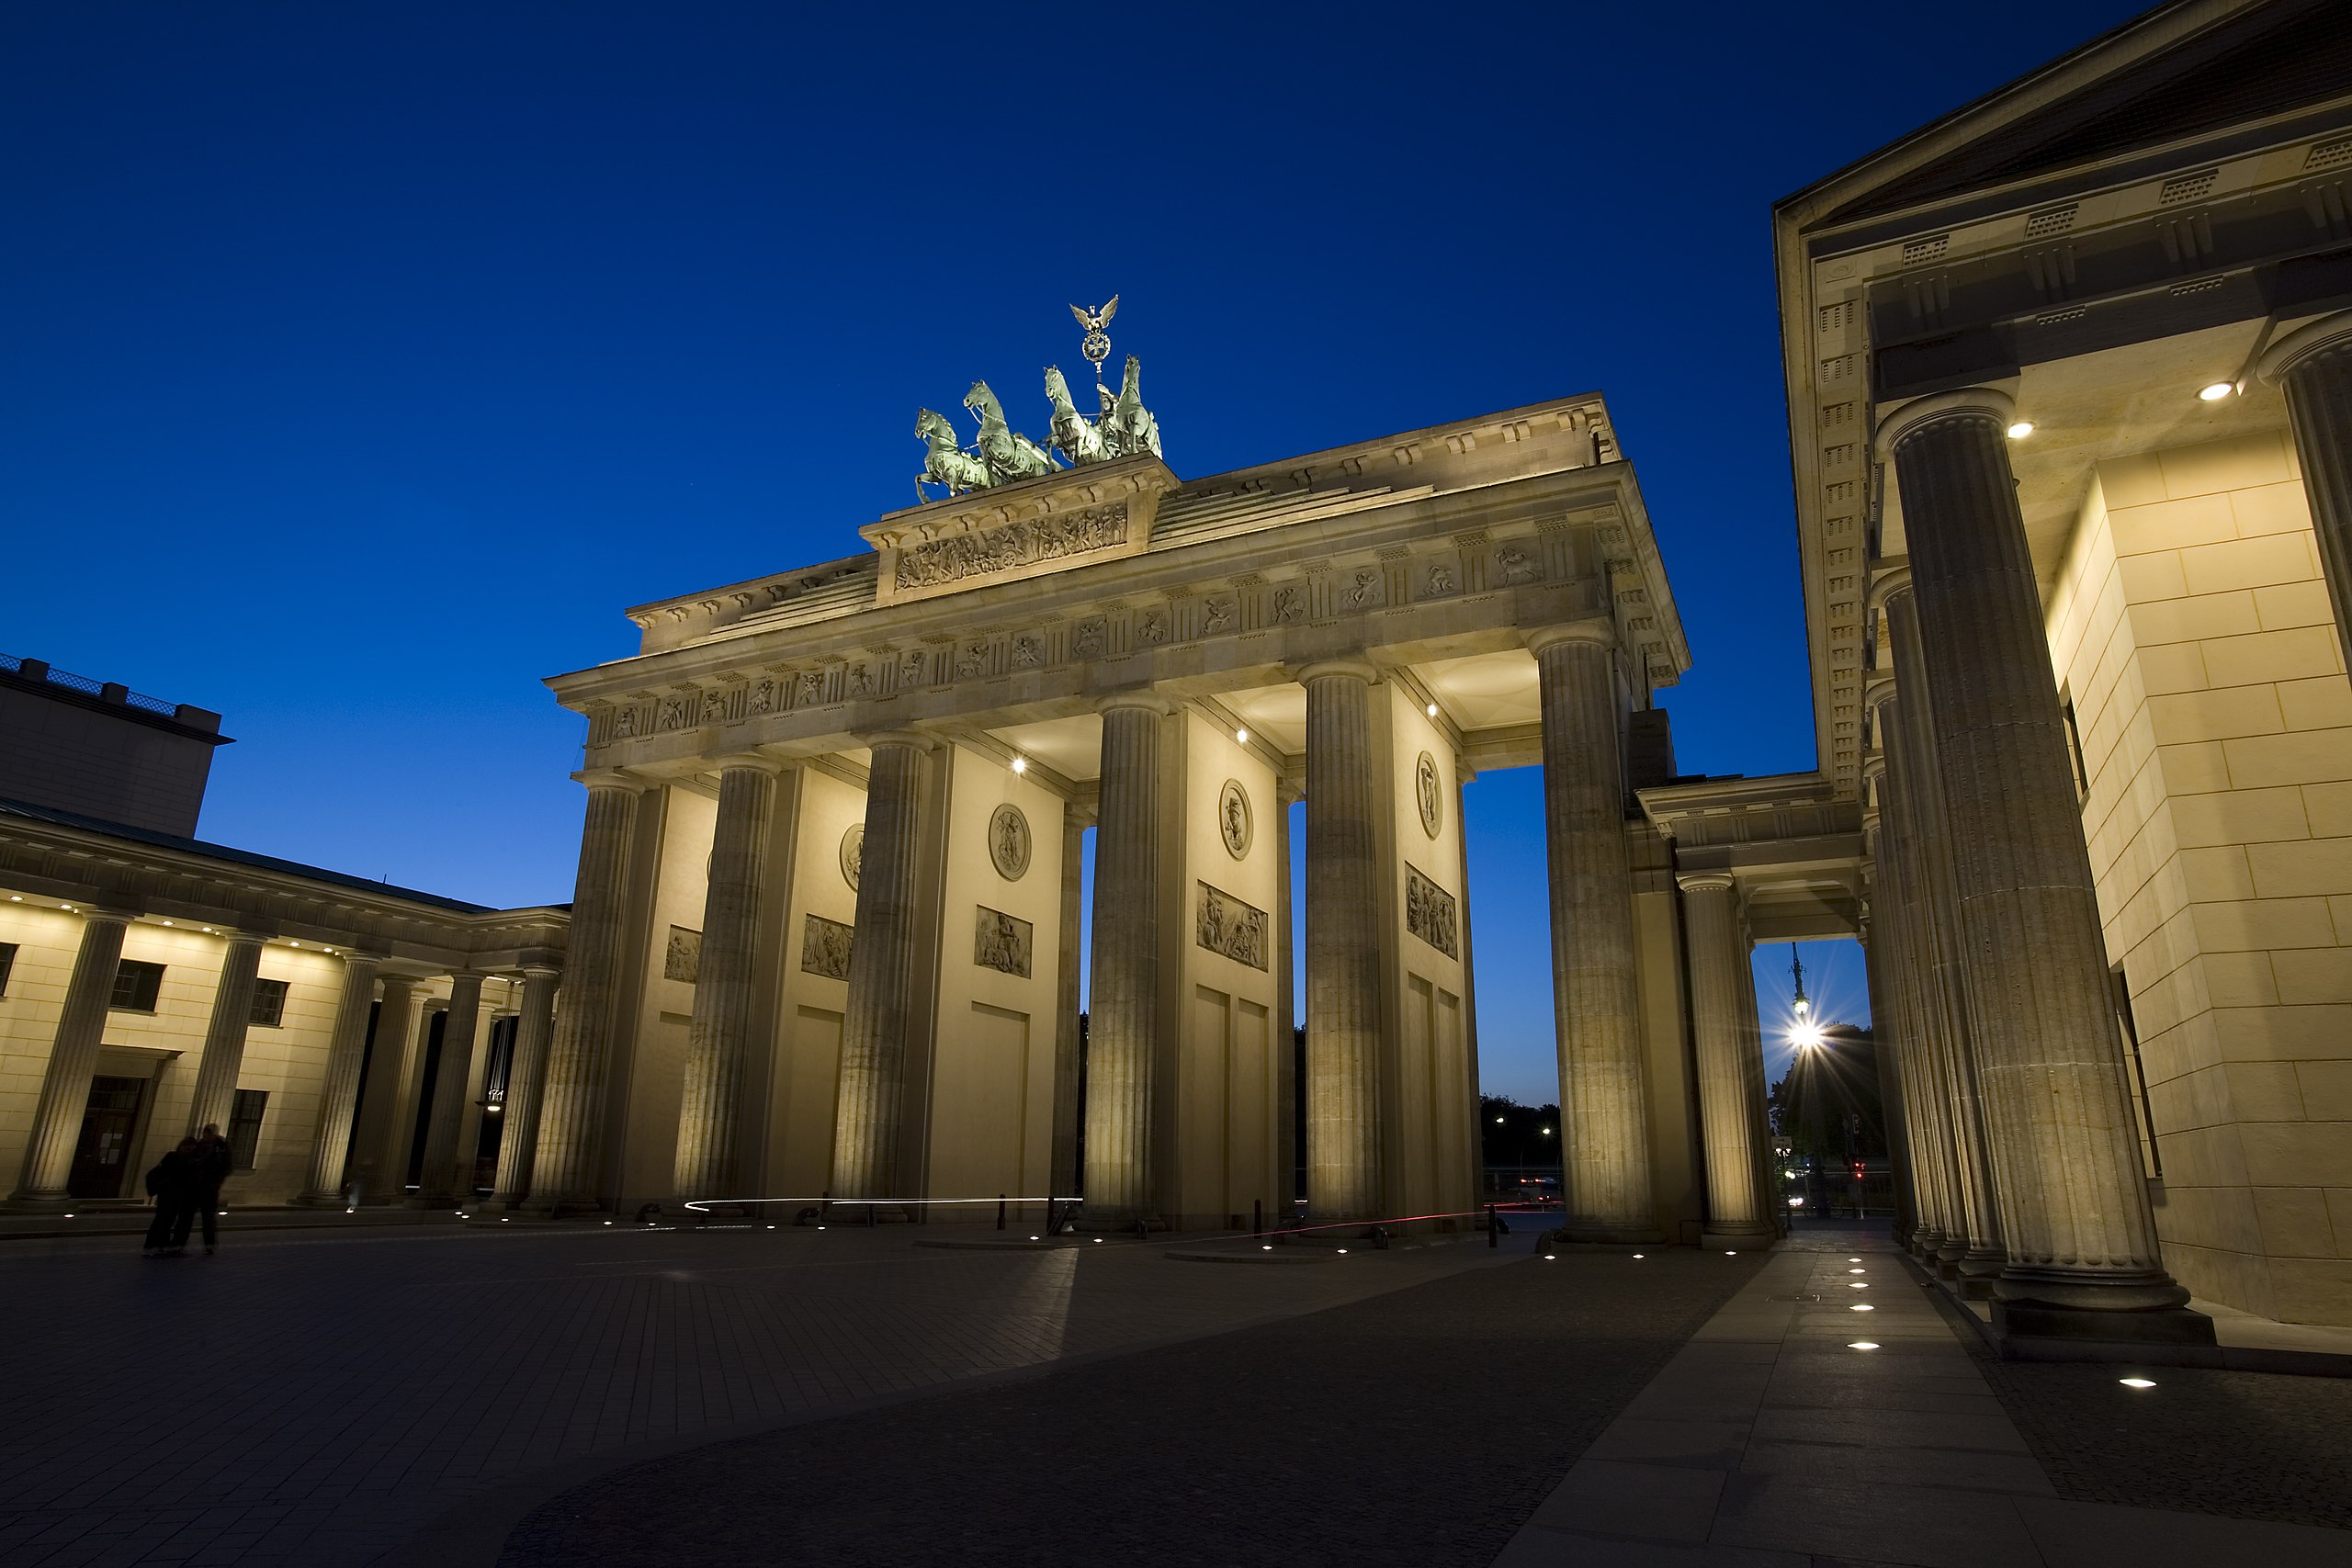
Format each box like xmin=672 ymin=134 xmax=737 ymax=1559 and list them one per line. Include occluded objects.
xmin=1 ymin=1220 xmax=2348 ymax=1566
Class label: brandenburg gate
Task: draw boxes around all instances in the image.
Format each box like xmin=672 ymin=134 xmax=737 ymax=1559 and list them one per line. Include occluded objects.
xmin=519 ymin=360 xmax=1745 ymax=1239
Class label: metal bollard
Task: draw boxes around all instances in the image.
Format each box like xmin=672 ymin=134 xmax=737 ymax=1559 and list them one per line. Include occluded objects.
xmin=1487 ymin=1204 xmax=1498 ymax=1248
xmin=997 ymin=1193 xmax=1007 ymax=1231
xmin=1253 ymin=1198 xmax=1262 ymax=1238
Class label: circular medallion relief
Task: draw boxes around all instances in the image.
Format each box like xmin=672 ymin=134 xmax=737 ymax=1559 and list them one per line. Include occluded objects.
xmin=988 ymin=803 xmax=1032 ymax=881
xmin=840 ymin=824 xmax=865 ymax=891
xmin=1217 ymin=779 xmax=1253 ymax=860
xmin=1415 ymin=750 xmax=1442 ymax=840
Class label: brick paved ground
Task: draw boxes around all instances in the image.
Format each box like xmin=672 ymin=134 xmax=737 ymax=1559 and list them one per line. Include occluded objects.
xmin=0 ymin=1222 xmax=1514 ymax=1567
xmin=1958 ymin=1290 xmax=2352 ymax=1529
xmin=496 ymin=1245 xmax=1770 ymax=1568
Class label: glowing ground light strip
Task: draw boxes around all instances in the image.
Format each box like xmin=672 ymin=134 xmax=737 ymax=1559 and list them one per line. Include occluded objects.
xmin=1544 ymin=1254 xmax=1557 ymax=1260
xmin=2120 ymin=1378 xmax=2157 ymax=1389
xmin=1848 ymin=1282 xmax=1869 ymax=1290
xmin=1849 ymin=1268 xmax=1866 ymax=1274
xmin=1849 ymin=1341 xmax=1880 ymax=1350
xmin=1852 ymin=1304 xmax=1874 ymax=1312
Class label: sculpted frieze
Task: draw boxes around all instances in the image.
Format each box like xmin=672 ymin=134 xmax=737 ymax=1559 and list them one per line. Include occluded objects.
xmin=893 ymin=502 xmax=1129 ymax=593
xmin=974 ymin=907 xmax=1033 ymax=977
xmin=1405 ymin=866 xmax=1459 ymax=958
xmin=800 ymin=915 xmax=853 ymax=980
xmin=1196 ymin=882 xmax=1268 ymax=970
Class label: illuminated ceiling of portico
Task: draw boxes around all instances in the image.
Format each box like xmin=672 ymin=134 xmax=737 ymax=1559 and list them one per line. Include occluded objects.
xmin=1419 ymin=649 xmax=1542 ymax=731
xmin=1879 ymin=319 xmax=2293 ymax=597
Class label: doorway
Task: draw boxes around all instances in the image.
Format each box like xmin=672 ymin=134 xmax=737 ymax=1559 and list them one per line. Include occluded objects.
xmin=68 ymin=1076 xmax=149 ymax=1199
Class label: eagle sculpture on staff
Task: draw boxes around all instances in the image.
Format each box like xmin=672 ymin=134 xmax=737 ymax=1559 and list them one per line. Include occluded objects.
xmin=1069 ymin=295 xmax=1117 ymax=383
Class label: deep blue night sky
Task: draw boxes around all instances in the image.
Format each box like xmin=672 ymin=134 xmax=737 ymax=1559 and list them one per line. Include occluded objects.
xmin=2 ymin=2 xmax=2143 ymax=1104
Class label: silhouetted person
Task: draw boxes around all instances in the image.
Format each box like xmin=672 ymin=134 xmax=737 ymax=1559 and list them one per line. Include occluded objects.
xmin=142 ymin=1138 xmax=202 ymax=1256
xmin=191 ymin=1122 xmax=232 ymax=1255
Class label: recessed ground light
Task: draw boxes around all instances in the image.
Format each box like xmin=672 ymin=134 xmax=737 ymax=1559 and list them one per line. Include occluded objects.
xmin=1336 ymin=1248 xmax=1348 ymax=1255
xmin=1725 ymin=1250 xmax=1737 ymax=1256
xmin=1849 ymin=1268 xmax=1866 ymax=1274
xmin=1631 ymin=1254 xmax=1644 ymax=1259
xmin=1849 ymin=1282 xmax=1868 ymax=1290
xmin=1851 ymin=1304 xmax=1874 ymax=1313
xmin=2120 ymin=1377 xmax=2157 ymax=1389
xmin=162 ymin=920 xmax=173 ymax=927
xmin=1848 ymin=1257 xmax=1860 ymax=1262
xmin=2006 ymin=421 xmax=2034 ymax=439
xmin=2199 ymin=381 xmax=2235 ymax=401
xmin=1544 ymin=1254 xmax=1556 ymax=1261
xmin=1849 ymin=1341 xmax=1881 ymax=1350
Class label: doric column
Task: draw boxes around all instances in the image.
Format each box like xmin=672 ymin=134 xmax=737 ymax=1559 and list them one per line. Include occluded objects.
xmin=529 ymin=773 xmax=649 ymax=1213
xmin=674 ymin=758 xmax=784 ymax=1199
xmin=1531 ymin=623 xmax=1657 ymax=1242
xmin=1868 ymin=712 xmax=1960 ymax=1261
xmin=349 ymin=976 xmax=417 ymax=1204
xmin=293 ymin=951 xmax=383 ymax=1203
xmin=1301 ymin=662 xmax=1385 ymax=1224
xmin=1880 ymin=389 xmax=2203 ymax=1337
xmin=1050 ymin=807 xmax=1089 ymax=1202
xmin=1679 ymin=874 xmax=1773 ymax=1247
xmin=2259 ymin=312 xmax=2352 ymax=656
xmin=1083 ymin=697 xmax=1170 ymax=1220
xmin=1882 ymin=571 xmax=2007 ymax=1291
xmin=409 ymin=974 xmax=485 ymax=1208
xmin=831 ymin=734 xmax=931 ymax=1199
xmin=1858 ymin=877 xmax=1920 ymax=1247
xmin=8 ymin=908 xmax=134 ymax=1204
xmin=492 ymin=965 xmax=560 ymax=1208
xmin=184 ymin=931 xmax=267 ymax=1138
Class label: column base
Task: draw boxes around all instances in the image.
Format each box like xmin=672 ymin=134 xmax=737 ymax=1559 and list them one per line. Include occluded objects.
xmin=1 ymin=1193 xmax=74 ymax=1213
xmin=1699 ymin=1229 xmax=1777 ymax=1252
xmin=1956 ymin=1250 xmax=2005 ymax=1300
xmin=1992 ymin=1300 xmax=2218 ymax=1360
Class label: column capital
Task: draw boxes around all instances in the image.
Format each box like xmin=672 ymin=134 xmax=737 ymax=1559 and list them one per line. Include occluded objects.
xmin=1863 ymin=673 xmax=1897 ymax=715
xmin=1525 ymin=620 xmax=1613 ymax=657
xmin=1675 ymin=871 xmax=1737 ymax=895
xmin=1866 ymin=565 xmax=1914 ymax=611
xmin=2258 ymin=310 xmax=2352 ymax=384
xmin=74 ymin=905 xmax=142 ymax=924
xmin=1860 ymin=751 xmax=1889 ymax=787
xmin=713 ymin=751 xmax=787 ymax=776
xmin=1874 ymin=386 xmax=2016 ymax=458
xmin=1095 ymin=690 xmax=1175 ymax=717
xmin=1292 ymin=658 xmax=1378 ymax=685
xmin=575 ymin=768 xmax=651 ymax=794
xmin=854 ymin=728 xmax=936 ymax=753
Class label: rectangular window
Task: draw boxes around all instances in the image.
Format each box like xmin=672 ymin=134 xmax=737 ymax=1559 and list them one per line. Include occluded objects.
xmin=0 ymin=942 xmax=16 ymax=998
xmin=248 ymin=977 xmax=288 ymax=1028
xmin=228 ymin=1089 xmax=267 ymax=1170
xmin=2109 ymin=964 xmax=2163 ymax=1181
xmin=110 ymin=960 xmax=164 ymax=1012
xmin=2061 ymin=687 xmax=2092 ymax=799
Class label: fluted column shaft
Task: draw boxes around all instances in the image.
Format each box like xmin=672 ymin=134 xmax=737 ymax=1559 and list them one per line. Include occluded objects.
xmin=1303 ymin=666 xmax=1385 ymax=1223
xmin=9 ymin=910 xmax=132 ymax=1203
xmin=1875 ymin=728 xmax=1961 ymax=1257
xmin=674 ymin=762 xmax=781 ymax=1198
xmin=1681 ymin=875 xmax=1772 ymax=1244
xmin=1886 ymin=392 xmax=2188 ymax=1315
xmin=1050 ymin=809 xmax=1087 ymax=1201
xmin=350 ymin=977 xmax=417 ymax=1203
xmin=296 ymin=953 xmax=382 ymax=1202
xmin=492 ymin=968 xmax=560 ymax=1207
xmin=1084 ymin=702 xmax=1168 ymax=1218
xmin=1885 ymin=582 xmax=2007 ymax=1281
xmin=185 ymin=933 xmax=266 ymax=1138
xmin=529 ymin=780 xmax=647 ymax=1213
xmin=410 ymin=974 xmax=484 ymax=1207
xmin=831 ymin=738 xmax=928 ymax=1198
xmin=1533 ymin=626 xmax=1657 ymax=1241
xmin=2262 ymin=315 xmax=2352 ymax=656
xmin=1860 ymin=908 xmax=1920 ymax=1245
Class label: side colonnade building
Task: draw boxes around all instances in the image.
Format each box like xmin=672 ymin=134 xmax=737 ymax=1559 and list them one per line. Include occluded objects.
xmin=0 ymin=654 xmax=569 ymax=1213
xmin=1777 ymin=0 xmax=2352 ymax=1339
